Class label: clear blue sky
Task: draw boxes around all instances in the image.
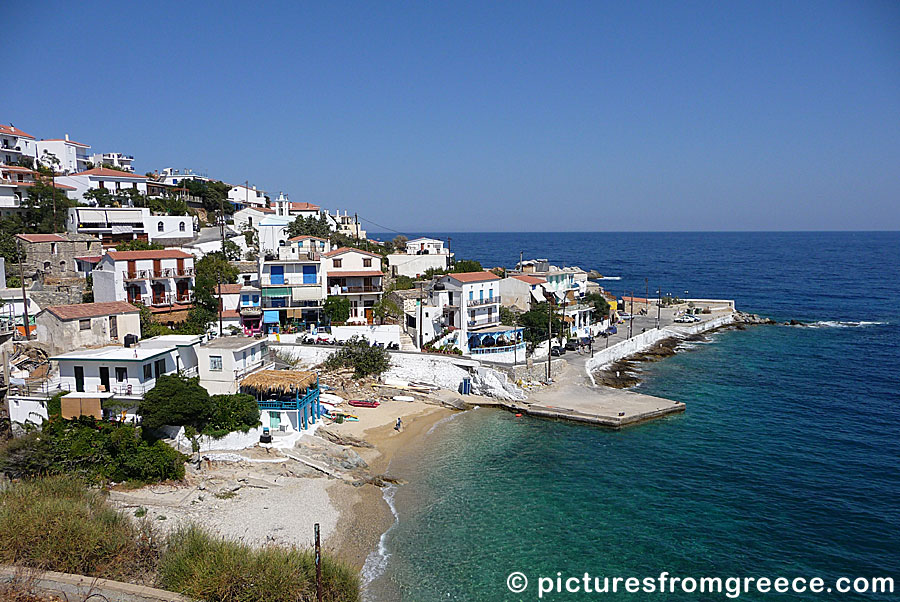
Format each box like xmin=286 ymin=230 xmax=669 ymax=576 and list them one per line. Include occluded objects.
xmin=8 ymin=1 xmax=900 ymax=231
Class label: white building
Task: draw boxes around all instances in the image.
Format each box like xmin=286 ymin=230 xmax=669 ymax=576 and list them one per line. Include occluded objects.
xmin=0 ymin=124 xmax=37 ymax=166
xmin=90 ymin=152 xmax=135 ymax=172
xmin=36 ymin=136 xmax=92 ymax=174
xmin=0 ymin=288 xmax=41 ymax=336
xmin=324 ymin=209 xmax=365 ymax=240
xmin=35 ymin=301 xmax=141 ymax=355
xmin=256 ymin=214 xmax=293 ymax=255
xmin=67 ymin=206 xmax=195 ymax=247
xmin=271 ymin=193 xmax=320 ymax=219
xmin=228 ymin=184 xmax=268 ymax=209
xmin=260 ymin=236 xmax=329 ymax=330
xmin=232 ymin=206 xmax=276 ymax=232
xmin=158 ymin=168 xmax=210 ymax=186
xmin=324 ymin=247 xmax=383 ymax=324
xmin=499 ymin=274 xmax=548 ymax=311
xmin=56 ymin=167 xmax=149 ymax=203
xmin=1 ymin=165 xmax=77 ymax=216
xmin=92 ymin=249 xmax=195 ymax=309
xmin=197 ymin=336 xmax=270 ymax=395
xmin=386 ymin=237 xmax=452 ymax=278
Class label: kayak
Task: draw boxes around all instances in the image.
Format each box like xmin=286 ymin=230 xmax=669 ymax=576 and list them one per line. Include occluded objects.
xmin=393 ymin=395 xmax=415 ymax=402
xmin=349 ymin=399 xmax=380 ymax=408
xmin=329 ymin=411 xmax=359 ymax=422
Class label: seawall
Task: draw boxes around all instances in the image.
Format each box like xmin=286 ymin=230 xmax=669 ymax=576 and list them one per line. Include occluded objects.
xmin=584 ymin=312 xmax=736 ymax=382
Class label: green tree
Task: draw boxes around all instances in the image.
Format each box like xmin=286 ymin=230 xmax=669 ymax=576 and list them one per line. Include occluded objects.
xmin=388 ymin=275 xmax=414 ymax=291
xmin=286 ymin=214 xmax=332 ymax=239
xmin=116 ymin=239 xmax=164 ymax=251
xmin=181 ymin=179 xmax=233 ymax=215
xmin=136 ymin=304 xmax=173 ymax=339
xmin=324 ymin=336 xmax=391 ymax=378
xmin=0 ymin=215 xmax=25 ymax=264
xmin=21 ymin=177 xmax=74 ymax=233
xmin=206 ymin=394 xmax=260 ymax=436
xmin=222 ymin=239 xmax=242 ymax=261
xmin=518 ymin=302 xmax=563 ymax=346
xmin=138 ymin=374 xmax=212 ymax=430
xmin=323 ymin=295 xmax=350 ymax=324
xmin=83 ymin=188 xmax=117 ymax=207
xmin=500 ymin=305 xmax=519 ymax=327
xmin=583 ymin=292 xmax=611 ymax=320
xmin=373 ymin=297 xmax=401 ymax=325
xmin=193 ymin=252 xmax=239 ymax=318
xmin=452 ymin=259 xmax=483 ymax=273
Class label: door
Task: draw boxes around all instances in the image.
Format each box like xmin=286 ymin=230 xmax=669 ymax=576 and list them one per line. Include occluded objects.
xmin=176 ymin=280 xmax=189 ymax=302
xmin=270 ymin=265 xmax=284 ymax=285
xmin=127 ymin=260 xmax=136 ymax=279
xmin=176 ymin=258 xmax=184 ymax=276
xmin=302 ymin=265 xmax=317 ymax=284
xmin=365 ymin=308 xmax=374 ymax=324
xmin=99 ymin=367 xmax=110 ymax=393
xmin=109 ymin=315 xmax=118 ymax=339
xmin=74 ymin=366 xmax=85 ymax=393
xmin=153 ymin=259 xmax=162 ymax=277
xmin=270 ymin=411 xmax=281 ymax=430
xmin=152 ymin=282 xmax=166 ymax=305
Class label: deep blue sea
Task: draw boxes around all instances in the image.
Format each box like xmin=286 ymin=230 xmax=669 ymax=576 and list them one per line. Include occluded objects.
xmin=365 ymin=232 xmax=900 ymax=601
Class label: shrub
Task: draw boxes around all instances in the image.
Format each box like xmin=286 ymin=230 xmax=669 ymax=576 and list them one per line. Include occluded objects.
xmin=0 ymin=418 xmax=186 ymax=484
xmin=324 ymin=295 xmax=351 ymax=324
xmin=324 ymin=336 xmax=391 ymax=378
xmin=0 ymin=477 xmax=157 ymax=580
xmin=159 ymin=525 xmax=360 ymax=602
xmin=139 ymin=374 xmax=212 ymax=430
xmin=204 ymin=394 xmax=260 ymax=438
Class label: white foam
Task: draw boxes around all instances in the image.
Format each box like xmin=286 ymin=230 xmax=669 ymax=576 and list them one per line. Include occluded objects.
xmin=597 ymin=276 xmax=622 ymax=280
xmin=426 ymin=406 xmax=477 ymax=436
xmin=807 ymin=320 xmax=887 ymax=328
xmin=360 ymin=484 xmax=400 ymax=598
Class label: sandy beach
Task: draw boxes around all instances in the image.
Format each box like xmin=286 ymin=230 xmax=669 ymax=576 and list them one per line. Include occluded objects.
xmin=108 ymin=397 xmax=454 ymax=572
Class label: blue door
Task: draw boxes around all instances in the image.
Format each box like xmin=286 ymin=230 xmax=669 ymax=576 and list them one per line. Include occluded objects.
xmin=302 ymin=265 xmax=317 ymax=284
xmin=271 ymin=265 xmax=284 ymax=285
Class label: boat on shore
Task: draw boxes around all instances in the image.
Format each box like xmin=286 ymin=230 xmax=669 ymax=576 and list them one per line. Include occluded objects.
xmin=349 ymin=399 xmax=380 ymax=408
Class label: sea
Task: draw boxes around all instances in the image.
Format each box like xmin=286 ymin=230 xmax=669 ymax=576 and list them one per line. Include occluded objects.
xmin=363 ymin=232 xmax=900 ymax=601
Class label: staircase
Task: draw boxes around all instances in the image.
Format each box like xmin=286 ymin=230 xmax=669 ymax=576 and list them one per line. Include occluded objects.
xmin=399 ymin=331 xmax=417 ymax=351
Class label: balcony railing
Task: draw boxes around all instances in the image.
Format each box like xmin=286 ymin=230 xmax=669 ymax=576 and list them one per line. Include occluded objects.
xmin=467 ymin=295 xmax=500 ymax=307
xmin=467 ymin=317 xmax=501 ymax=329
xmin=261 ymin=275 xmax=321 ymax=286
xmin=332 ymin=285 xmax=382 ymax=294
xmin=125 ymin=268 xmax=193 ymax=279
xmin=149 ymin=293 xmax=193 ymax=306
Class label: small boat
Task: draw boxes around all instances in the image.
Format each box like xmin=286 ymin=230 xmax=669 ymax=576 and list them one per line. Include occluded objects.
xmin=393 ymin=395 xmax=415 ymax=402
xmin=329 ymin=410 xmax=359 ymax=422
xmin=348 ymin=399 xmax=380 ymax=408
xmin=319 ymin=393 xmax=344 ymax=409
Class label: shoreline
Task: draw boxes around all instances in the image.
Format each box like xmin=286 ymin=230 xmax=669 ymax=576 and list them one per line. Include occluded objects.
xmin=325 ymin=401 xmax=453 ymax=572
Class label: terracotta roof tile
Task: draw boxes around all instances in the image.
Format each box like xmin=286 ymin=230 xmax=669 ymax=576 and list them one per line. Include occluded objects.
xmin=324 ymin=246 xmax=381 ymax=259
xmin=45 ymin=301 xmax=138 ymax=321
xmin=215 ymin=284 xmax=243 ymax=295
xmin=69 ymin=167 xmax=147 ymax=178
xmin=107 ymin=249 xmax=193 ymax=260
xmin=288 ymin=235 xmax=328 ymax=242
xmin=0 ymin=125 xmax=35 ymax=139
xmin=511 ymin=274 xmax=546 ymax=285
xmin=447 ymin=271 xmax=501 ymax=284
xmin=327 ymin=270 xmax=383 ymax=278
xmin=288 ymin=202 xmax=320 ymax=211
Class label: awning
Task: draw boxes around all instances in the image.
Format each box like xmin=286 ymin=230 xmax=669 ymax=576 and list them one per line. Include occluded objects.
xmin=78 ymin=209 xmax=106 ymax=222
xmin=530 ymin=288 xmax=545 ymax=303
xmin=262 ymin=287 xmax=290 ymax=297
xmin=263 ymin=310 xmax=281 ymax=323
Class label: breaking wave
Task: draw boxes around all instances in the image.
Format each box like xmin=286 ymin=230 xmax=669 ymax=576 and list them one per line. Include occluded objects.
xmin=806 ymin=320 xmax=887 ymax=328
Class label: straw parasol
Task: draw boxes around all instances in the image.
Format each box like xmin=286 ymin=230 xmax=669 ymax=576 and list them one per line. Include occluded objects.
xmin=240 ymin=370 xmax=317 ymax=395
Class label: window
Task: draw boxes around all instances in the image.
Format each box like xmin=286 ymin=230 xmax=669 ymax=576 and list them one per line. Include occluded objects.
xmin=79 ymin=319 xmax=91 ymax=330
xmin=243 ymin=275 xmax=251 ymax=285
xmin=209 ymin=356 xmax=223 ymax=371
xmin=51 ymin=242 xmax=58 ymax=255
xmin=143 ymin=364 xmax=152 ymax=379
xmin=115 ymin=367 xmax=127 ymax=382
xmin=179 ymin=222 xmax=186 ymax=232
xmin=154 ymin=358 xmax=166 ymax=378
xmin=333 ymin=259 xmax=342 ymax=268
xmin=157 ymin=221 xmax=164 ymax=232
xmin=363 ymin=258 xmax=372 ymax=267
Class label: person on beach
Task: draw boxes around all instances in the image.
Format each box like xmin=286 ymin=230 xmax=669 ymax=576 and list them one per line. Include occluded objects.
xmin=395 ymin=417 xmax=403 ymax=431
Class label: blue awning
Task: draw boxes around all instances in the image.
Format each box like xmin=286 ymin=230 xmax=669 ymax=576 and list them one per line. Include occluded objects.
xmin=263 ymin=310 xmax=281 ymax=324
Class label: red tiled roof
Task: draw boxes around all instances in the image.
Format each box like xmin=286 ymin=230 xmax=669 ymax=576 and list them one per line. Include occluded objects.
xmin=69 ymin=167 xmax=147 ymax=179
xmin=622 ymin=296 xmax=651 ymax=303
xmin=447 ymin=271 xmax=501 ymax=284
xmin=324 ymin=246 xmax=381 ymax=259
xmin=107 ymin=249 xmax=193 ymax=260
xmin=288 ymin=202 xmax=319 ymax=211
xmin=221 ymin=310 xmax=240 ymax=319
xmin=45 ymin=301 xmax=138 ymax=321
xmin=327 ymin=270 xmax=383 ymax=278
xmin=215 ymin=284 xmax=243 ymax=295
xmin=0 ymin=165 xmax=33 ymax=173
xmin=41 ymin=138 xmax=90 ymax=148
xmin=511 ymin=274 xmax=546 ymax=285
xmin=16 ymin=233 xmax=67 ymax=243
xmin=288 ymin=235 xmax=328 ymax=242
xmin=15 ymin=181 xmax=77 ymax=190
xmin=0 ymin=125 xmax=35 ymax=139
xmin=75 ymin=255 xmax=102 ymax=264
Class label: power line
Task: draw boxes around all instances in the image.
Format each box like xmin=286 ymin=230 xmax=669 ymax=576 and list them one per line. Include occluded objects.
xmin=354 ymin=214 xmax=409 ymax=237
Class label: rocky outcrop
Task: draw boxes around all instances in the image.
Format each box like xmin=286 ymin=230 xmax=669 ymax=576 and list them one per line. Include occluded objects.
xmin=733 ymin=311 xmax=777 ymax=325
xmin=316 ymin=427 xmax=374 ymax=449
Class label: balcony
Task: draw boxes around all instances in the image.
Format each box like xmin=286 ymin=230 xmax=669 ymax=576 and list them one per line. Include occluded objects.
xmin=150 ymin=293 xmax=193 ymax=306
xmin=336 ymin=285 xmax=381 ymax=294
xmin=261 ymin=274 xmax=321 ymax=286
xmin=467 ymin=295 xmax=501 ymax=307
xmin=467 ymin=317 xmax=501 ymax=329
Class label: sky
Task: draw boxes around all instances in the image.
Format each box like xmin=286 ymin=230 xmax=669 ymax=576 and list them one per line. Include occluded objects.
xmin=7 ymin=1 xmax=900 ymax=232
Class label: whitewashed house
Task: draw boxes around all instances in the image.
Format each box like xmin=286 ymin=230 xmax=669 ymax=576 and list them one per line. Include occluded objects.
xmin=0 ymin=124 xmax=38 ymax=166
xmin=67 ymin=206 xmax=195 ymax=247
xmin=386 ymin=237 xmax=452 ymax=278
xmin=259 ymin=236 xmax=328 ymax=330
xmin=92 ymin=249 xmax=195 ymax=308
xmin=1 ymin=165 xmax=77 ymax=216
xmin=324 ymin=247 xmax=383 ymax=324
xmin=36 ymin=136 xmax=92 ymax=174
xmin=499 ymin=274 xmax=548 ymax=311
xmin=56 ymin=167 xmax=149 ymax=202
xmin=197 ymin=336 xmax=270 ymax=394
xmin=228 ymin=183 xmax=268 ymax=209
xmin=232 ymin=206 xmax=275 ymax=232
xmin=90 ymin=152 xmax=135 ymax=172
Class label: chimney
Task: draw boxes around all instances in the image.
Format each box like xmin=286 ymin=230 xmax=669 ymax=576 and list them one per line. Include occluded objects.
xmin=65 ymin=134 xmax=69 ymax=141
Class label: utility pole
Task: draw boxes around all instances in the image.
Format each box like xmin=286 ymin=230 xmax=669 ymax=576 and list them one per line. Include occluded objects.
xmin=418 ymin=296 xmax=423 ymax=349
xmin=217 ymin=193 xmax=226 ymax=337
xmin=519 ymin=250 xmax=524 ymax=272
xmin=629 ymin=291 xmax=634 ymax=339
xmin=546 ymin=296 xmax=553 ymax=381
xmin=354 ymin=212 xmax=359 ymax=246
xmin=245 ymin=180 xmax=249 ymax=208
xmin=15 ymin=237 xmax=30 ymax=340
xmin=645 ymin=278 xmax=649 ymax=315
xmin=447 ymin=237 xmax=452 ymax=269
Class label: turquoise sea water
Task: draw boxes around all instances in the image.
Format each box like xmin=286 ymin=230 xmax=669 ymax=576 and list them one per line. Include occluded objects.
xmin=365 ymin=232 xmax=899 ymax=601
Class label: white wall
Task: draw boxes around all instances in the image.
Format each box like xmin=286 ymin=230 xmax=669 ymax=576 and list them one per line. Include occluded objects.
xmin=331 ymin=324 xmax=401 ymax=346
xmin=386 ymin=253 xmax=449 ymax=278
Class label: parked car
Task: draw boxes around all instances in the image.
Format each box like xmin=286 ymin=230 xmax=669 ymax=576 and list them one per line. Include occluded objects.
xmin=564 ymin=341 xmax=578 ymax=351
xmin=550 ymin=346 xmax=562 ymax=357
